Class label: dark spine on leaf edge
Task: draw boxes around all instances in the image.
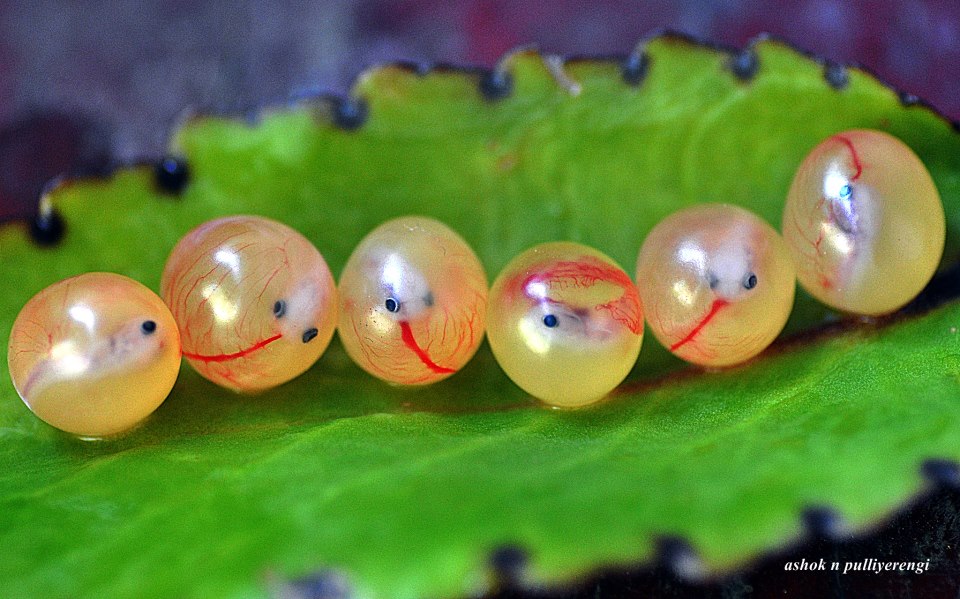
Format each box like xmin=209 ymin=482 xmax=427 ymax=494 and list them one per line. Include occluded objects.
xmin=153 ymin=156 xmax=190 ymax=195
xmin=488 ymin=544 xmax=529 ymax=590
xmin=285 ymin=569 xmax=353 ymax=599
xmin=622 ymin=52 xmax=650 ymax=86
xmin=333 ymin=98 xmax=368 ymax=131
xmin=29 ymin=208 xmax=65 ymax=246
xmin=801 ymin=506 xmax=846 ymax=541
xmin=922 ymin=458 xmax=960 ymax=488
xmin=479 ymin=70 xmax=514 ymax=101
xmin=655 ymin=536 xmax=703 ymax=580
xmin=824 ymin=62 xmax=850 ymax=90
xmin=729 ymin=48 xmax=759 ymax=81
xmin=898 ymin=91 xmax=921 ymax=107
xmin=394 ymin=60 xmax=432 ymax=76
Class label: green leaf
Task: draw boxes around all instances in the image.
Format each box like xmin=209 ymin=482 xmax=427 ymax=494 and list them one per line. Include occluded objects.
xmin=2 ymin=34 xmax=960 ymax=598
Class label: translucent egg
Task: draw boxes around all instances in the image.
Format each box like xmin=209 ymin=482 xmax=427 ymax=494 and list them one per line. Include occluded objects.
xmin=337 ymin=216 xmax=488 ymax=385
xmin=487 ymin=242 xmax=644 ymax=407
xmin=783 ymin=129 xmax=945 ymax=315
xmin=7 ymin=273 xmax=181 ymax=437
xmin=161 ymin=215 xmax=337 ymax=391
xmin=636 ymin=204 xmax=795 ymax=367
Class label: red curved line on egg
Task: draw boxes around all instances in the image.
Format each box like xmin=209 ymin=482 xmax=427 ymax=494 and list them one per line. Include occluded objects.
xmin=833 ymin=135 xmax=863 ymax=181
xmin=512 ymin=258 xmax=643 ymax=334
xmin=398 ymin=321 xmax=456 ymax=374
xmin=182 ymin=333 xmax=283 ymax=363
xmin=670 ymin=298 xmax=729 ymax=352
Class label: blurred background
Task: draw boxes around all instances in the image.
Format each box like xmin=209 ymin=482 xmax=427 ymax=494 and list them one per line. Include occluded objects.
xmin=1 ymin=0 xmax=959 ymax=220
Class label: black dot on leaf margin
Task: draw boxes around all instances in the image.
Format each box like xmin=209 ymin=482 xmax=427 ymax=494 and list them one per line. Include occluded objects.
xmin=396 ymin=60 xmax=431 ymax=76
xmin=286 ymin=569 xmax=353 ymax=599
xmin=824 ymin=62 xmax=850 ymax=90
xmin=479 ymin=69 xmax=513 ymax=101
xmin=153 ymin=156 xmax=190 ymax=195
xmin=622 ymin=52 xmax=650 ymax=86
xmin=898 ymin=91 xmax=920 ymax=107
xmin=29 ymin=207 xmax=65 ymax=246
xmin=655 ymin=536 xmax=703 ymax=580
xmin=801 ymin=505 xmax=846 ymax=541
xmin=488 ymin=544 xmax=528 ymax=588
xmin=729 ymin=48 xmax=759 ymax=81
xmin=921 ymin=458 xmax=960 ymax=488
xmin=333 ymin=98 xmax=368 ymax=131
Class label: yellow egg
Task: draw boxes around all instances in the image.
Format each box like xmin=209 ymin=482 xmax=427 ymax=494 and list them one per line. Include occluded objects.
xmin=783 ymin=129 xmax=945 ymax=315
xmin=637 ymin=204 xmax=795 ymax=367
xmin=488 ymin=242 xmax=644 ymax=407
xmin=8 ymin=273 xmax=181 ymax=437
xmin=337 ymin=216 xmax=488 ymax=385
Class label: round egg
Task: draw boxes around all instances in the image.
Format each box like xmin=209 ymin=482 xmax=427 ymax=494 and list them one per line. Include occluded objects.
xmin=161 ymin=215 xmax=337 ymax=391
xmin=637 ymin=204 xmax=795 ymax=367
xmin=8 ymin=273 xmax=181 ymax=437
xmin=782 ymin=129 xmax=944 ymax=315
xmin=487 ymin=241 xmax=644 ymax=407
xmin=337 ymin=216 xmax=488 ymax=385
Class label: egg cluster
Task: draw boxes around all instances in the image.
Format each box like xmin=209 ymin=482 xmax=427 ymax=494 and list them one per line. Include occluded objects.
xmin=6 ymin=129 xmax=946 ymax=437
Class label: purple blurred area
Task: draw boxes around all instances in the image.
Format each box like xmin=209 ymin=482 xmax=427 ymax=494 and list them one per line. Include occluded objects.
xmin=1 ymin=0 xmax=959 ymax=220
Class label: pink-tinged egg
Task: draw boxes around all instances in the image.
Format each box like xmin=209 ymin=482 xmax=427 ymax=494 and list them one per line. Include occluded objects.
xmin=337 ymin=216 xmax=488 ymax=385
xmin=161 ymin=215 xmax=337 ymax=391
xmin=637 ymin=204 xmax=795 ymax=367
